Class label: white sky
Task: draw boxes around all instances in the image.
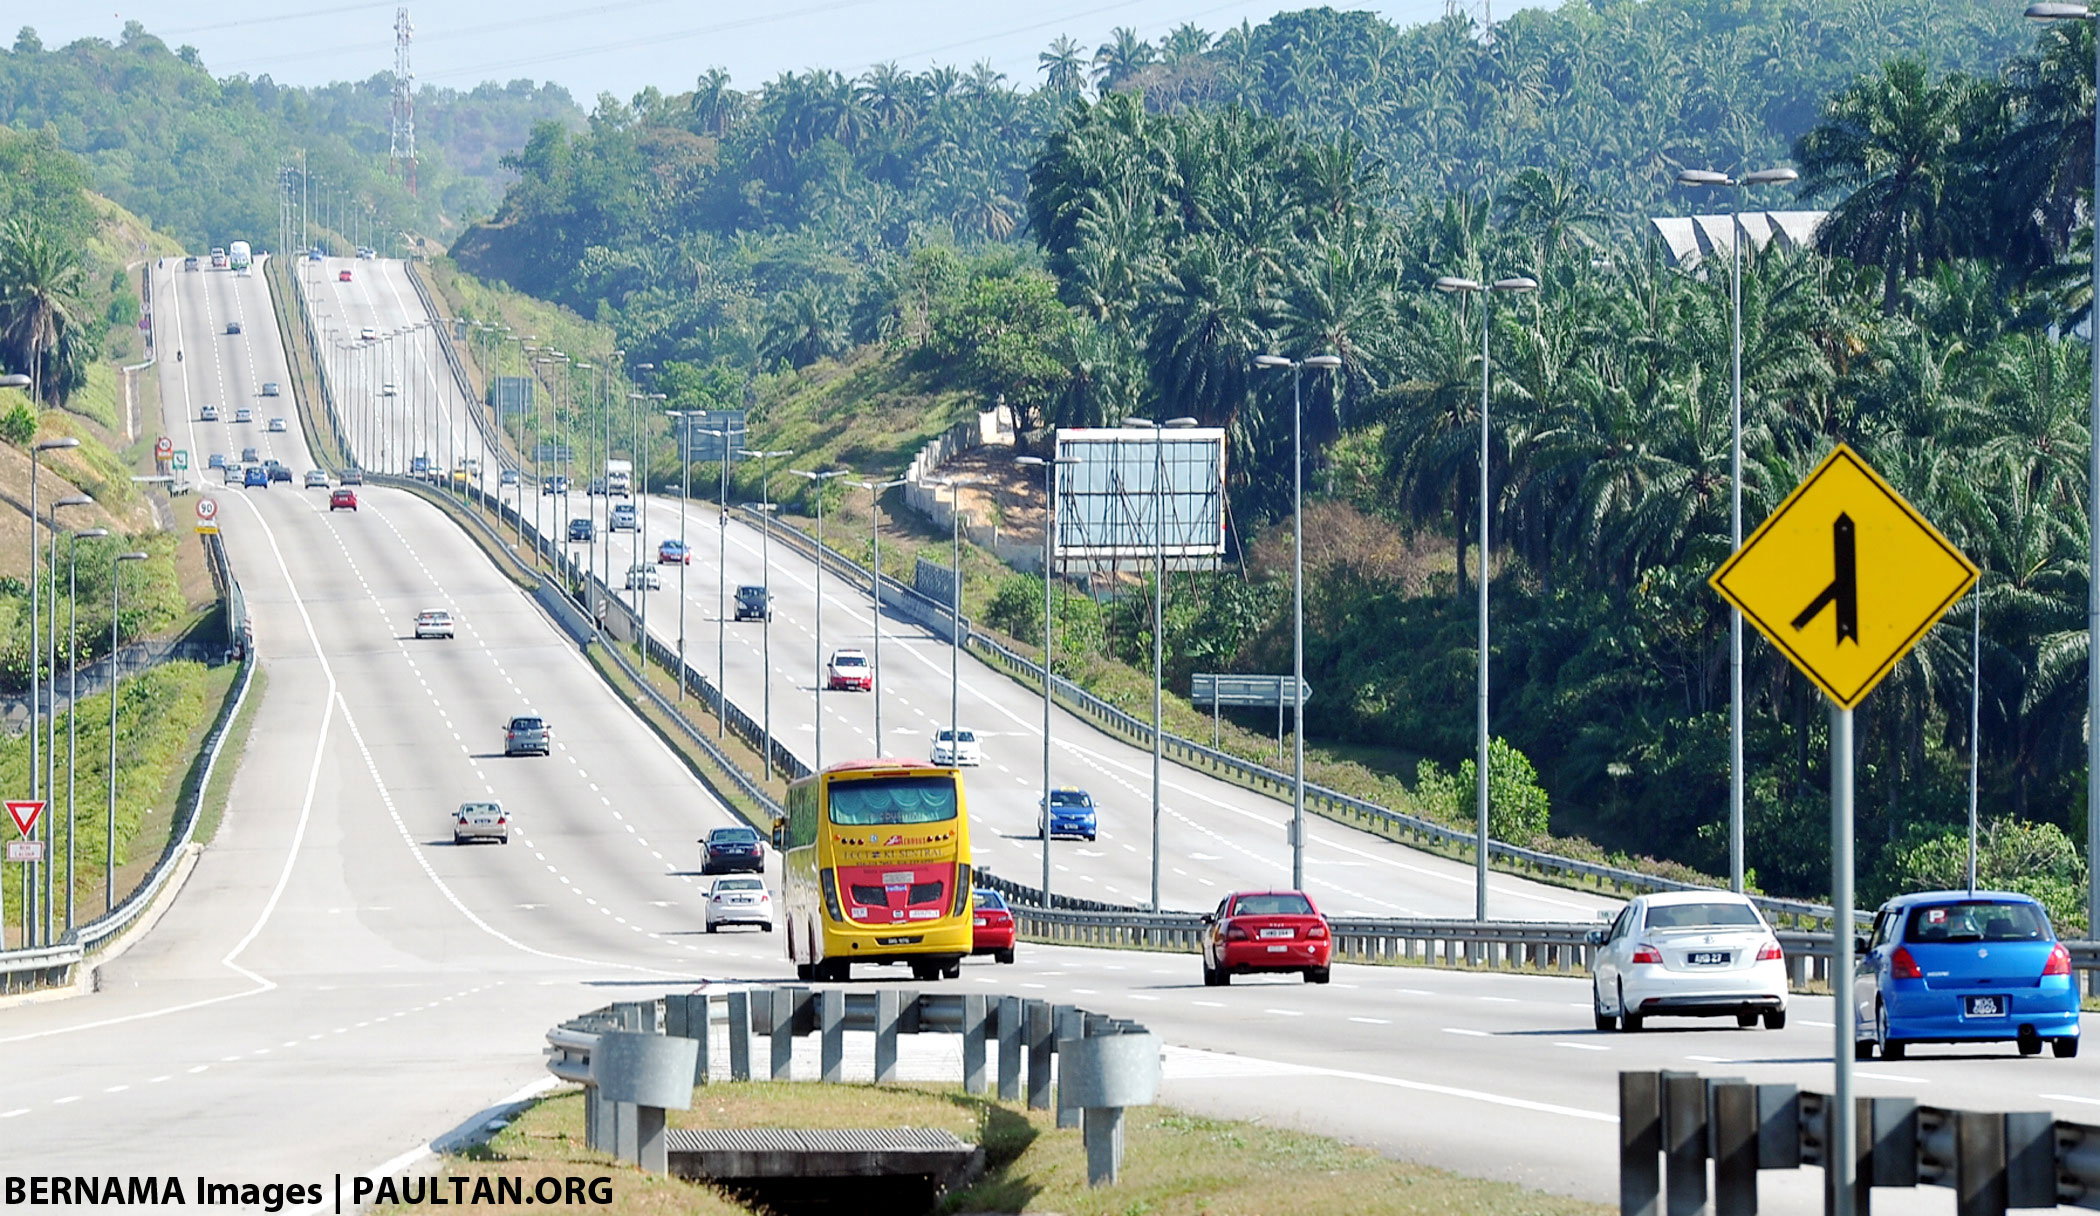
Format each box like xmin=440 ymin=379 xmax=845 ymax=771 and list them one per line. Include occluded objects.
xmin=24 ymin=1 xmax=1552 ymax=103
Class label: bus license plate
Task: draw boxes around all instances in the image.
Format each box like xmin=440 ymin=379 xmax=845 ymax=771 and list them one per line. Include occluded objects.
xmin=1966 ymin=995 xmax=2007 ymax=1018
xmin=1687 ymin=951 xmax=1730 ymax=966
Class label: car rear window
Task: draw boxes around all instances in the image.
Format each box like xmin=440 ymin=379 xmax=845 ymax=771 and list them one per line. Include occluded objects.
xmin=828 ymin=775 xmax=959 ymax=825
xmin=459 ymin=803 xmax=499 ymax=815
xmin=711 ymin=828 xmax=759 ymax=844
xmin=1905 ymin=900 xmax=2050 ymax=943
xmin=715 ymin=877 xmax=763 ymax=891
xmin=1232 ymin=893 xmax=1313 ymax=916
xmin=510 ymin=718 xmax=543 ymax=731
xmin=1642 ymin=901 xmax=1762 ymax=930
xmin=974 ymin=889 xmax=1007 ymax=911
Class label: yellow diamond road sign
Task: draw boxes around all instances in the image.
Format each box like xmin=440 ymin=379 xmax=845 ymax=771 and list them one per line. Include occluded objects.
xmin=1710 ymin=443 xmax=1977 ymax=710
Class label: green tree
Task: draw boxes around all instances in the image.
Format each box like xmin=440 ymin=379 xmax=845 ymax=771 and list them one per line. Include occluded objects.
xmin=1892 ymin=818 xmax=2089 ymax=931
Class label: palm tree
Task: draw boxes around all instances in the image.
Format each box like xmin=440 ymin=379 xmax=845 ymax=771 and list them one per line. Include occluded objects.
xmin=1093 ymin=28 xmax=1157 ymax=93
xmin=0 ymin=213 xmax=89 ymax=408
xmin=1038 ymin=36 xmax=1087 ymax=100
xmin=760 ymin=281 xmax=849 ymax=369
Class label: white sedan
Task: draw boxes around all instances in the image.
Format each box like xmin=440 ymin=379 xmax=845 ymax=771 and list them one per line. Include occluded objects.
xmin=1587 ymin=891 xmax=1788 ymax=1032
xmin=452 ymin=800 xmax=509 ymax=845
xmin=703 ymin=876 xmax=774 ymax=932
xmin=625 ymin=564 xmax=661 ymax=591
xmin=930 ymin=728 xmax=983 ymax=766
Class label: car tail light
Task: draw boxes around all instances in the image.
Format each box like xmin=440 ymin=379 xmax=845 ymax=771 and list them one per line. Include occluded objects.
xmin=1891 ymin=947 xmax=1923 ymax=980
xmin=1224 ymin=924 xmax=1250 ymax=942
xmin=1306 ymin=924 xmax=1329 ymax=939
xmin=1756 ymin=940 xmax=1782 ymax=962
xmin=712 ymin=894 xmax=723 ymax=903
xmin=1631 ymin=944 xmax=1663 ymax=965
xmin=2045 ymin=943 xmax=2073 ymax=976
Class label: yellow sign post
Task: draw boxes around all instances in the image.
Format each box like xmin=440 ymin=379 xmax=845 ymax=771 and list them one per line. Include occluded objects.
xmin=1708 ymin=441 xmax=1976 ymax=1216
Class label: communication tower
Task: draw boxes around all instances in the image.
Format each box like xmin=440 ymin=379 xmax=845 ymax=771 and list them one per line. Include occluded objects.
xmin=389 ymin=7 xmax=417 ymax=195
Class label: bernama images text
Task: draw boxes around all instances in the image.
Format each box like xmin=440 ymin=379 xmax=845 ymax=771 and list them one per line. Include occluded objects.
xmin=5 ymin=1174 xmax=616 ymax=1208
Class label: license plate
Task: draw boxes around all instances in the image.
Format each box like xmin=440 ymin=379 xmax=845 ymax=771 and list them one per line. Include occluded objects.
xmin=1259 ymin=928 xmax=1294 ymax=939
xmin=1966 ymin=994 xmax=2007 ymax=1018
xmin=1687 ymin=951 xmax=1731 ymax=966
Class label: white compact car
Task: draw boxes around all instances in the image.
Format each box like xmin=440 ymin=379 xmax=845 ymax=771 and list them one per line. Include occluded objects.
xmin=413 ymin=609 xmax=454 ymax=639
xmin=268 ymin=417 xmax=287 ymax=433
xmin=930 ymin=728 xmax=983 ymax=766
xmin=703 ymin=875 xmax=774 ymax=932
xmin=200 ymin=403 xmax=219 ymax=422
xmin=625 ymin=564 xmax=661 ymax=591
xmin=1588 ymin=891 xmax=1788 ymax=1032
xmin=452 ymin=800 xmax=509 ymax=845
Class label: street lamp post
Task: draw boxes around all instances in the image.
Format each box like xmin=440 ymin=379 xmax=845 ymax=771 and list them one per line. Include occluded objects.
xmin=1015 ymin=454 xmax=1078 ymax=904
xmin=43 ymin=493 xmax=91 ymax=945
xmin=934 ymin=478 xmax=978 ymax=757
xmin=1254 ymin=352 xmax=1342 ymax=892
xmin=740 ymin=449 xmax=794 ymax=779
xmin=791 ymin=469 xmax=852 ymax=769
xmin=64 ymin=526 xmax=109 ymax=933
xmin=108 ymin=551 xmax=148 ymax=915
xmin=1123 ymin=416 xmax=1198 ymax=912
xmin=1676 ymin=164 xmax=1798 ymax=896
xmin=853 ymin=477 xmax=909 ymax=751
xmin=25 ymin=437 xmax=78 ymax=944
xmin=1435 ymin=273 xmax=1539 ymax=923
xmin=691 ymin=427 xmax=735 ymax=738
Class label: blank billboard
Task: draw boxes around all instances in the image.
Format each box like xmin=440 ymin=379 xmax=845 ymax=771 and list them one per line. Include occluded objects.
xmin=676 ymin=410 xmax=747 ymax=463
xmin=1053 ymin=427 xmax=1227 ymax=561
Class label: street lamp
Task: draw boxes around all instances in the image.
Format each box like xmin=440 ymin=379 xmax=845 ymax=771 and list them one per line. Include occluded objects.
xmin=1435 ymin=273 xmax=1538 ymax=923
xmin=1676 ymin=163 xmax=1798 ymax=897
xmin=43 ymin=493 xmax=91 ymax=945
xmin=63 ymin=526 xmax=108 ymax=934
xmin=1255 ymin=351 xmax=1342 ymax=892
xmin=108 ymin=551 xmax=148 ymax=915
xmin=790 ymin=469 xmax=852 ymax=769
xmin=27 ymin=441 xmax=80 ymax=858
xmin=1015 ymin=453 xmax=1078 ymax=904
xmin=1124 ymin=415 xmax=1198 ymax=912
xmin=740 ymin=448 xmax=794 ymax=778
xmin=853 ymin=477 xmax=910 ymax=751
xmin=931 ymin=477 xmax=980 ymax=760
xmin=692 ymin=426 xmax=735 ymax=738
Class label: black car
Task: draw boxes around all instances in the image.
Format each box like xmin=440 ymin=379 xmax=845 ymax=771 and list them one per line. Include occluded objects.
xmin=567 ymin=518 xmax=594 ymax=542
xmin=734 ymin=585 xmax=772 ymax=622
xmin=700 ymin=825 xmax=766 ymax=875
xmin=266 ymin=462 xmax=293 ymax=484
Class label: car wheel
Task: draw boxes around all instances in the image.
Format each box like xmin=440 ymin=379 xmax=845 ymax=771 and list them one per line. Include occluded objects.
xmin=942 ymin=962 xmax=962 ymax=980
xmin=996 ymin=948 xmax=1014 ymax=965
xmin=1736 ymin=1013 xmax=1759 ymax=1029
xmin=1618 ymin=982 xmax=1643 ymax=1032
xmin=2054 ymin=1037 xmax=2080 ymax=1059
xmin=762 ymin=921 xmax=774 ymax=933
xmin=1763 ymin=1008 xmax=1786 ymax=1031
xmin=1086 ymin=833 xmax=1097 ymax=842
xmin=1592 ymin=983 xmax=1616 ymax=1033
xmin=909 ymin=959 xmax=941 ymax=982
xmin=452 ymin=833 xmax=464 ymax=846
xmin=1855 ymin=1039 xmax=1876 ymax=1061
xmin=1306 ymin=966 xmax=1331 ymax=985
xmin=2019 ymin=1027 xmax=2043 ymax=1057
xmin=1877 ymin=1003 xmax=1905 ymax=1060
xmin=705 ymin=923 xmax=717 ymax=934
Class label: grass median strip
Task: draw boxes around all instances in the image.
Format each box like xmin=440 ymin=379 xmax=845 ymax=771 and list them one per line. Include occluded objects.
xmin=379 ymin=1080 xmax=1609 ymax=1216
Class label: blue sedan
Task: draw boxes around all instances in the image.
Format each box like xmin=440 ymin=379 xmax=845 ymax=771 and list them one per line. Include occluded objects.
xmin=1854 ymin=890 xmax=2080 ymax=1060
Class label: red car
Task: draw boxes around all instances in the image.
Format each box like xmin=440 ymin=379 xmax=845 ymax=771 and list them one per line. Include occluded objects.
xmin=1202 ymin=890 xmax=1332 ymax=985
xmin=338 ymin=269 xmax=353 ymax=282
xmin=826 ymin=648 xmax=871 ymax=691
xmin=971 ymin=888 xmax=1016 ymax=965
xmin=329 ymin=488 xmax=357 ymax=511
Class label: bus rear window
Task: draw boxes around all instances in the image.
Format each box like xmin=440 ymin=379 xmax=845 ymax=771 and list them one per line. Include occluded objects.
xmin=828 ymin=775 xmax=959 ymax=826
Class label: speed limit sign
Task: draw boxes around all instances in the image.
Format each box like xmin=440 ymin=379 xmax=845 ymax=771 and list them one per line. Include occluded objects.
xmin=195 ymin=497 xmax=219 ymax=534
xmin=155 ymin=435 xmax=173 ymax=461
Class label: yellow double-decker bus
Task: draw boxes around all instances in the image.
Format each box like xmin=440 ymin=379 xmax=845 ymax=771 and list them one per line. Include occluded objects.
xmin=776 ymin=759 xmax=973 ymax=982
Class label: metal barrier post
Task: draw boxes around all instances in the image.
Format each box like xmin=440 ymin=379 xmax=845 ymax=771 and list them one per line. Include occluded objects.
xmin=2004 ymin=1111 xmax=2056 ymax=1209
xmin=727 ymin=990 xmax=752 ymax=1081
xmin=819 ymin=988 xmax=844 ymax=1084
xmin=1619 ymin=1070 xmax=1661 ymax=1216
xmin=1026 ymin=1000 xmax=1054 ymax=1111
xmin=1712 ymin=1081 xmax=1758 ymax=1216
xmin=875 ymin=988 xmax=901 ymax=1084
xmin=1055 ymin=1006 xmax=1084 ymax=1129
xmin=997 ymin=996 xmax=1023 ymax=1101
xmin=663 ymin=993 xmax=711 ymax=1085
xmin=768 ymin=988 xmax=795 ymax=1081
xmin=962 ymin=994 xmax=988 ymax=1094
xmin=1954 ymin=1109 xmax=2004 ymax=1216
xmin=1663 ymin=1071 xmax=1707 ymax=1215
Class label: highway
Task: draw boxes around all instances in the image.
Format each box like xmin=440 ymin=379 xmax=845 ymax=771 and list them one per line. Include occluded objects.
xmin=1 ymin=257 xmax=2074 ymax=1212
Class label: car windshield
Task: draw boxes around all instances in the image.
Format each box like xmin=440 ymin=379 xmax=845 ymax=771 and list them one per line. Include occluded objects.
xmin=827 ymin=775 xmax=959 ymax=826
xmin=1642 ymin=901 xmax=1762 ymax=931
xmin=715 ymin=877 xmax=763 ymax=891
xmin=1232 ymin=893 xmax=1313 ymax=917
xmin=974 ymin=889 xmax=1007 ymax=911
xmin=1904 ymin=900 xmax=2051 ymax=943
xmin=710 ymin=828 xmax=760 ymax=844
xmin=510 ymin=718 xmax=543 ymax=731
xmin=834 ymin=654 xmax=866 ymax=668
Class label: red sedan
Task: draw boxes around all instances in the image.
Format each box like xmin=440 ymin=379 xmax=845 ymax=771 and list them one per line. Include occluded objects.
xmin=338 ymin=269 xmax=353 ymax=282
xmin=329 ymin=488 xmax=358 ymax=511
xmin=1202 ymin=890 xmax=1331 ymax=985
xmin=971 ymin=888 xmax=1016 ymax=965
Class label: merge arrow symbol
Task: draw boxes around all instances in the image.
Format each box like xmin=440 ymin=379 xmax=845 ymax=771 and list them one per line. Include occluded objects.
xmin=1790 ymin=512 xmax=1859 ymax=645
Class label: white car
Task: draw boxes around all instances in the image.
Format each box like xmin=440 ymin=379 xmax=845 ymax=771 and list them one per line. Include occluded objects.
xmin=703 ymin=875 xmax=774 ymax=932
xmin=930 ymin=728 xmax=982 ymax=766
xmin=304 ymin=469 xmax=329 ymax=489
xmin=199 ymin=403 xmax=219 ymax=422
xmin=267 ymin=417 xmax=287 ymax=433
xmin=413 ymin=609 xmax=454 ymax=639
xmin=1587 ymin=891 xmax=1788 ymax=1033
xmin=360 ymin=326 xmax=378 ymax=342
xmin=625 ymin=564 xmax=661 ymax=591
xmin=452 ymin=800 xmax=509 ymax=845
xmin=234 ymin=407 xmax=253 ymax=424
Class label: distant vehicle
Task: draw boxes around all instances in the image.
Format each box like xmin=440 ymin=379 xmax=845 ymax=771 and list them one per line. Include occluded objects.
xmin=227 ymin=240 xmax=251 ymax=272
xmin=210 ymin=247 xmax=227 ymax=269
xmin=503 ymin=715 xmax=551 ymax=757
xmin=234 ymin=407 xmax=253 ymax=424
xmin=240 ymin=446 xmax=259 ymax=463
xmin=657 ymin=538 xmax=690 ymax=565
xmin=1588 ymin=891 xmax=1787 ymax=1033
xmin=267 ymin=463 xmax=292 ymax=484
xmin=1854 ymin=890 xmax=2076 ymax=1060
xmin=267 ymin=417 xmax=287 ymax=433
xmin=414 ymin=609 xmax=454 ymax=640
xmin=1038 ymin=787 xmax=1096 ymax=841
xmin=199 ymin=403 xmax=219 ymax=422
xmin=705 ymin=875 xmax=774 ymax=932
xmin=340 ymin=467 xmax=364 ymax=486
xmin=972 ymin=888 xmax=1016 ymax=965
xmin=243 ymin=466 xmax=268 ymax=489
xmin=825 ymin=648 xmax=871 ymax=691
xmin=329 ymin=488 xmax=358 ymax=511
xmin=541 ymin=476 xmax=569 ymax=496
xmin=183 ymin=255 xmax=200 ymax=271
xmin=356 ymin=246 xmax=375 ymax=260
xmin=586 ymin=477 xmax=607 ymax=496
xmin=700 ymin=826 xmax=767 ymax=876
xmin=931 ymin=728 xmax=982 ymax=767
xmin=359 ymin=327 xmax=378 ymax=342
xmin=308 ymin=248 xmax=324 ymax=263
xmin=303 ymin=469 xmax=328 ymax=488
xmin=734 ymin=585 xmax=771 ymax=622
xmin=207 ymin=452 xmax=226 ymax=469
xmin=566 ymin=518 xmax=594 ymax=543
xmin=451 ymin=801 xmax=508 ymax=846
xmin=260 ymin=381 xmax=280 ymax=397
xmin=379 ymin=383 xmax=396 ymax=397
xmin=1202 ymin=890 xmax=1333 ymax=986
xmin=609 ymin=503 xmax=636 ymax=531
xmin=409 ymin=455 xmax=431 ymax=477
xmin=338 ymin=269 xmax=353 ymax=282
xmin=221 ymin=465 xmax=242 ymax=485
xmin=604 ymin=458 xmax=632 ymax=497
xmin=225 ymin=321 xmax=242 ymax=335
xmin=498 ymin=469 xmax=519 ymax=487
xmin=625 ymin=564 xmax=661 ymax=591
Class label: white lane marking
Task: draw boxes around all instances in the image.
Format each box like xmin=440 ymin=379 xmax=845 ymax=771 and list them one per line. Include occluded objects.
xmin=1556 ymin=1042 xmax=1610 ymax=1052
xmin=1263 ymin=1008 xmax=1305 ymax=1017
xmin=1348 ymin=1016 xmax=1391 ymax=1025
xmin=1441 ymin=1028 xmax=1490 ymax=1037
xmin=1163 ymin=1045 xmax=1615 ymax=1124
xmin=2042 ymin=1093 xmax=2100 ymax=1107
xmin=1853 ymin=1071 xmax=1927 ymax=1083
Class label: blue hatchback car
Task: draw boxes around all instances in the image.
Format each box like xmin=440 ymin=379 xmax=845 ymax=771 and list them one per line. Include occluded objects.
xmin=1854 ymin=890 xmax=2080 ymax=1060
xmin=1038 ymin=787 xmax=1097 ymax=841
xmin=243 ymin=465 xmax=268 ymax=489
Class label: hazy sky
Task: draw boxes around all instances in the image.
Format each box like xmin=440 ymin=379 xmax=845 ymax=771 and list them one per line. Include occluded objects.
xmin=23 ymin=1 xmax=1551 ymax=103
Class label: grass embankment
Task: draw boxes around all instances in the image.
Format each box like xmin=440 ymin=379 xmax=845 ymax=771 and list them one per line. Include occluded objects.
xmin=379 ymin=1082 xmax=1609 ymax=1216
xmin=0 ymin=661 xmax=237 ymax=948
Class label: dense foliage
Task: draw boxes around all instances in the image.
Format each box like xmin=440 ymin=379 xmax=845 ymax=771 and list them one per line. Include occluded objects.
xmin=0 ymin=126 xmax=99 ymax=406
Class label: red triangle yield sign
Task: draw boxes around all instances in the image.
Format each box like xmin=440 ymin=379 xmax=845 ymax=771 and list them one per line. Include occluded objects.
xmin=6 ymin=800 xmax=44 ymax=835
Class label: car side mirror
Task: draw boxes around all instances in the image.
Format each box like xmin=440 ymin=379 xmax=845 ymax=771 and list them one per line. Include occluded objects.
xmin=1584 ymin=929 xmax=1606 ymax=947
xmin=1200 ymin=912 xmax=1217 ymax=925
xmin=1854 ymin=935 xmax=1870 ymax=955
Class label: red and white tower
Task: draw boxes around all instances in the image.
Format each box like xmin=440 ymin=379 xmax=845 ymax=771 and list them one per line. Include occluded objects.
xmin=389 ymin=7 xmax=417 ymax=195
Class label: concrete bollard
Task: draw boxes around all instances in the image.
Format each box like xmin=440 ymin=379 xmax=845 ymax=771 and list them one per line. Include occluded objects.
xmin=593 ymin=1030 xmax=699 ymax=1174
xmin=997 ymin=996 xmax=1023 ymax=1101
xmin=875 ymin=988 xmax=902 ymax=1084
xmin=727 ymin=990 xmax=752 ymax=1082
xmin=962 ymin=994 xmax=988 ymax=1095
xmin=819 ymin=988 xmax=845 ymax=1084
xmin=1025 ymin=1000 xmax=1053 ymax=1111
xmin=1058 ymin=1029 xmax=1161 ymax=1187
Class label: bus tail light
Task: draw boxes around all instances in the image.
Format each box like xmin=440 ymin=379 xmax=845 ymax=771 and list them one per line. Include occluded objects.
xmin=819 ymin=869 xmax=844 ymax=921
xmin=951 ymin=864 xmax=972 ymax=917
